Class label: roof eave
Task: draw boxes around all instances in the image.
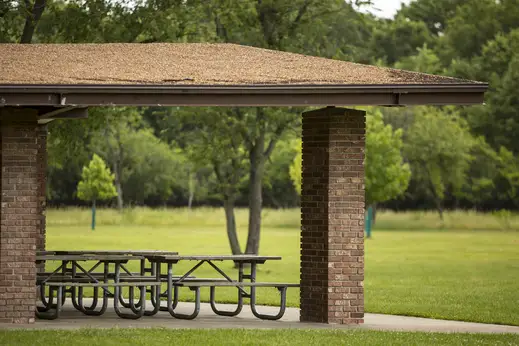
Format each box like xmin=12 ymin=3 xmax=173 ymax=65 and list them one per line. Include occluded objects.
xmin=0 ymin=83 xmax=488 ymax=107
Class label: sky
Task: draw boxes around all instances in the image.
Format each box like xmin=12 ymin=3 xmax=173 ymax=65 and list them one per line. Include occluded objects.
xmin=362 ymin=0 xmax=413 ymax=18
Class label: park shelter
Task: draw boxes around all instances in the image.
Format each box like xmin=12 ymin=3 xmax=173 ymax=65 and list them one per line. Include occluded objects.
xmin=0 ymin=43 xmax=487 ymax=324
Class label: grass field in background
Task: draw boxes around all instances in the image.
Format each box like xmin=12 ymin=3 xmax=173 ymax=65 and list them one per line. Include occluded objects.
xmin=2 ymin=329 xmax=519 ymax=346
xmin=45 ymin=208 xmax=519 ymax=326
xmin=47 ymin=207 xmax=519 ymax=230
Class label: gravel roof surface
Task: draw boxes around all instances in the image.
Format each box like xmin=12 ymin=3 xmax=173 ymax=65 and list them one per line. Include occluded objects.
xmin=0 ymin=43 xmax=482 ymax=86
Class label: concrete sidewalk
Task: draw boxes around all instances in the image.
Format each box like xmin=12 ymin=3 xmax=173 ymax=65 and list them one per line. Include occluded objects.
xmin=1 ymin=300 xmax=518 ymax=334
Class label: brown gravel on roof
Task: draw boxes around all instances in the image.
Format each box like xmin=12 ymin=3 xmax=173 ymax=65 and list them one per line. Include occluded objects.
xmin=0 ymin=43 xmax=481 ymax=86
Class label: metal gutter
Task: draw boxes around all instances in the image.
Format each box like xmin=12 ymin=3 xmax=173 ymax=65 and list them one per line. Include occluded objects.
xmin=0 ymin=83 xmax=488 ymax=107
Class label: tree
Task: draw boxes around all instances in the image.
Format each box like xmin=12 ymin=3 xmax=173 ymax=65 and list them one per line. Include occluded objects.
xmin=90 ymin=107 xmax=142 ymax=210
xmin=404 ymin=107 xmax=475 ymax=219
xmin=368 ymin=17 xmax=434 ymax=65
xmin=118 ymin=130 xmax=187 ymax=206
xmin=263 ymin=137 xmax=300 ymax=208
xmin=205 ymin=0 xmax=329 ymax=254
xmin=484 ymin=55 xmax=519 ymax=154
xmin=77 ymin=154 xmax=118 ymax=230
xmin=394 ymin=44 xmax=443 ymax=75
xmin=398 ymin=0 xmax=466 ymax=36
xmin=171 ymin=107 xmax=250 ymax=255
xmin=465 ymin=139 xmax=519 ymax=210
xmin=437 ymin=0 xmax=519 ymax=62
xmin=456 ymin=31 xmax=519 ymax=158
xmin=0 ymin=0 xmax=46 ymax=43
xmin=242 ymin=108 xmax=300 ymax=254
xmin=20 ymin=0 xmax=47 ymax=43
xmin=365 ymin=110 xmax=411 ymax=209
xmin=91 ymin=107 xmax=186 ymax=208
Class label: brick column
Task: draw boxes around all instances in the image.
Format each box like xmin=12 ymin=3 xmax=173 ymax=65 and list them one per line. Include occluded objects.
xmin=36 ymin=125 xmax=47 ymax=255
xmin=0 ymin=108 xmax=43 ymax=324
xmin=300 ymin=107 xmax=365 ymax=324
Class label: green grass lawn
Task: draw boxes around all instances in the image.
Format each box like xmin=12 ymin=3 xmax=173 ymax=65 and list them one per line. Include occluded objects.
xmin=45 ymin=208 xmax=519 ymax=326
xmin=1 ymin=329 xmax=519 ymax=346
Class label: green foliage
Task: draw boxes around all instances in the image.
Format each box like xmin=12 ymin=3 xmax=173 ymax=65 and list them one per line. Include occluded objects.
xmin=0 ymin=0 xmax=25 ymax=42
xmin=394 ymin=44 xmax=443 ymax=74
xmin=263 ymin=138 xmax=300 ymax=208
xmin=479 ymin=29 xmax=519 ymax=79
xmin=440 ymin=0 xmax=502 ymax=60
xmin=76 ymin=154 xmax=117 ymax=202
xmin=122 ymin=130 xmax=186 ymax=204
xmin=365 ymin=110 xmax=411 ymax=206
xmin=167 ymin=107 xmax=250 ymax=202
xmin=289 ymin=140 xmax=302 ymax=196
xmin=90 ymin=107 xmax=188 ymax=206
xmin=403 ymin=107 xmax=476 ymax=213
xmin=486 ymin=56 xmax=519 ymax=153
xmin=398 ymin=0 xmax=466 ymax=35
xmin=368 ymin=17 xmax=434 ymax=65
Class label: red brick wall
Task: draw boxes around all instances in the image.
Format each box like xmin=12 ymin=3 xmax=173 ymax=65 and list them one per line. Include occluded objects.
xmin=0 ymin=109 xmax=42 ymax=323
xmin=300 ymin=107 xmax=365 ymax=324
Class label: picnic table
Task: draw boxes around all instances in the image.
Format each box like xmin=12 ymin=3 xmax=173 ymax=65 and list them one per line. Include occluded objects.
xmin=146 ymin=255 xmax=297 ymax=320
xmin=36 ymin=253 xmax=159 ymax=320
xmin=35 ymin=252 xmax=298 ymax=321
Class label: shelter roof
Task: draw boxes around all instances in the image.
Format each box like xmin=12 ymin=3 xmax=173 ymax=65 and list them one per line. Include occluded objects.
xmin=0 ymin=43 xmax=487 ymax=106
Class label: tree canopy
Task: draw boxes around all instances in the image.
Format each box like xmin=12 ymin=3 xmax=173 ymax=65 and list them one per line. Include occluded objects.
xmin=365 ymin=110 xmax=410 ymax=208
xmin=77 ymin=154 xmax=118 ymax=203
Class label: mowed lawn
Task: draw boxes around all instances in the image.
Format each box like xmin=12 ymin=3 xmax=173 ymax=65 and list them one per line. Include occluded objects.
xmin=45 ymin=208 xmax=519 ymax=326
xmin=2 ymin=329 xmax=519 ymax=346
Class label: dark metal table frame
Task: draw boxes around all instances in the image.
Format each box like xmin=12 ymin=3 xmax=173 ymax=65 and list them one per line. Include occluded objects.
xmin=147 ymin=255 xmax=282 ymax=319
xmin=36 ymin=254 xmax=154 ymax=319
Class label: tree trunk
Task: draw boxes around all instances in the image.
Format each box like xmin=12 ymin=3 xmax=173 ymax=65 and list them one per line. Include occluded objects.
xmin=425 ymin=167 xmax=444 ymax=221
xmin=435 ymin=197 xmax=444 ymax=221
xmin=224 ymin=199 xmax=242 ymax=255
xmin=188 ymin=171 xmax=194 ymax=209
xmin=371 ymin=203 xmax=378 ymax=225
xmin=188 ymin=192 xmax=194 ymax=209
xmin=113 ymin=160 xmax=123 ymax=211
xmin=20 ymin=0 xmax=46 ymax=43
xmin=245 ymin=139 xmax=265 ymax=255
xmin=91 ymin=199 xmax=96 ymax=231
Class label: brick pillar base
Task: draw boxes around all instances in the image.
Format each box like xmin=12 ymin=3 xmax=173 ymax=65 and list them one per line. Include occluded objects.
xmin=0 ymin=108 xmax=45 ymax=324
xmin=300 ymin=107 xmax=365 ymax=324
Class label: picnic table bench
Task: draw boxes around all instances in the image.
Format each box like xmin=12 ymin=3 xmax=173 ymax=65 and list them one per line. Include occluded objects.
xmin=37 ymin=281 xmax=162 ymax=320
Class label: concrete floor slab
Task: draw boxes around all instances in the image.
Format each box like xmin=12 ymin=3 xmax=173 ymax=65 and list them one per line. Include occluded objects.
xmin=0 ymin=300 xmax=518 ymax=334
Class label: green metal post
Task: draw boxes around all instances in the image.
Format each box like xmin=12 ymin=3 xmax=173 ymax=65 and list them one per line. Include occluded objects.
xmin=91 ymin=200 xmax=96 ymax=231
xmin=365 ymin=206 xmax=373 ymax=238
